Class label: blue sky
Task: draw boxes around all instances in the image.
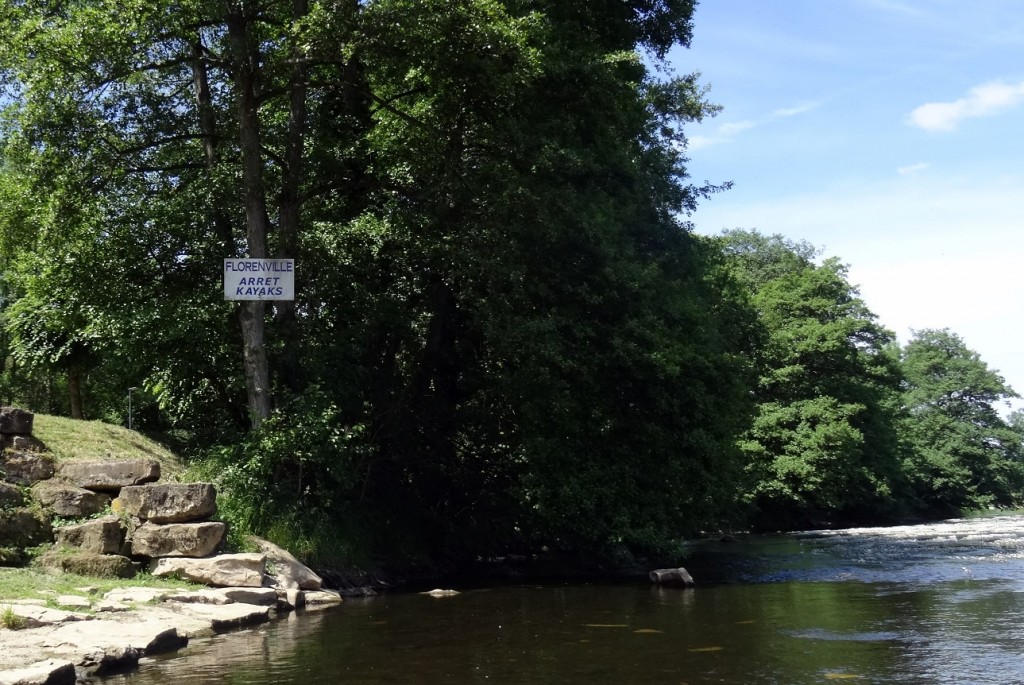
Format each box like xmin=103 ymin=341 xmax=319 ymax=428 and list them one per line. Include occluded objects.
xmin=672 ymin=0 xmax=1024 ymax=405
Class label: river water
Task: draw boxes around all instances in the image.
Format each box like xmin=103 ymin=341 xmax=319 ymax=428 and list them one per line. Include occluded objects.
xmin=104 ymin=515 xmax=1024 ymax=684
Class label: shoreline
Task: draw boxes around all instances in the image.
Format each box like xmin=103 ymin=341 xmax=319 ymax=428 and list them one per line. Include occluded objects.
xmin=0 ymin=585 xmax=343 ymax=684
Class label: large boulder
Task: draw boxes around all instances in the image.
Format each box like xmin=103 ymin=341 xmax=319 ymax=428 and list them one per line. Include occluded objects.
xmin=31 ymin=481 xmax=111 ymax=518
xmin=116 ymin=483 xmax=216 ymax=523
xmin=55 ymin=516 xmax=125 ymax=555
xmin=0 ymin=509 xmax=52 ymax=547
xmin=151 ymin=553 xmax=266 ymax=587
xmin=0 ymin=659 xmax=76 ymax=685
xmin=1 ymin=452 xmax=55 ymax=486
xmin=130 ymin=521 xmax=226 ymax=558
xmin=250 ymin=536 xmax=322 ymax=590
xmin=37 ymin=549 xmax=140 ymax=579
xmin=0 ymin=407 xmax=33 ymax=435
xmin=56 ymin=460 xmax=160 ymax=492
xmin=0 ymin=482 xmax=25 ymax=509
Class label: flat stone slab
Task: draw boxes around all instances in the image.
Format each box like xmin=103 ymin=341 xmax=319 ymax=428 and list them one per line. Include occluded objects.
xmin=0 ymin=659 xmax=75 ymax=685
xmin=117 ymin=483 xmax=216 ymax=523
xmin=151 ymin=553 xmax=265 ymax=587
xmin=305 ymin=590 xmax=344 ymax=606
xmin=56 ymin=460 xmax=160 ymax=492
xmin=0 ymin=604 xmax=92 ymax=628
xmin=164 ymin=587 xmax=278 ymax=606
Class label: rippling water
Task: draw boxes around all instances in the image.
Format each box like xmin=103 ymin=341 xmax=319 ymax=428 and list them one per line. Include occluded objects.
xmin=104 ymin=515 xmax=1024 ymax=685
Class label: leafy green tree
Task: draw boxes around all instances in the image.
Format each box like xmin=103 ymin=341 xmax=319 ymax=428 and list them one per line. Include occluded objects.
xmin=0 ymin=0 xmax=752 ymax=562
xmin=900 ymin=328 xmax=1024 ymax=512
xmin=718 ymin=230 xmax=905 ymax=529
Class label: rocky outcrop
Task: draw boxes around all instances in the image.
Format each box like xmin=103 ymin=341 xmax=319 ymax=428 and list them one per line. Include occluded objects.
xmin=30 ymin=482 xmax=110 ymax=519
xmin=130 ymin=522 xmax=227 ymax=558
xmin=117 ymin=483 xmax=216 ymax=523
xmin=1 ymin=453 xmax=54 ymax=486
xmin=251 ymin=537 xmax=323 ymax=591
xmin=54 ymin=516 xmax=124 ymax=555
xmin=56 ymin=460 xmax=160 ymax=492
xmin=0 ymin=483 xmax=24 ymax=509
xmin=0 ymin=510 xmax=52 ymax=549
xmin=0 ymin=407 xmax=33 ymax=435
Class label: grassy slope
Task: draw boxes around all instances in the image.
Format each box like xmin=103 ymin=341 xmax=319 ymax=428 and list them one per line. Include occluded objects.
xmin=1 ymin=414 xmax=197 ymax=600
xmin=31 ymin=414 xmax=185 ymax=479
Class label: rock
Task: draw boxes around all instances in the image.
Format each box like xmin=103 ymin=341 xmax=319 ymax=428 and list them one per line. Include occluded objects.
xmin=116 ymin=483 xmax=216 ymax=523
xmin=102 ymin=588 xmax=173 ymax=605
xmin=422 ymin=589 xmax=460 ymax=597
xmin=161 ymin=602 xmax=270 ymax=632
xmin=0 ymin=510 xmax=52 ymax=548
xmin=0 ymin=408 xmax=33 ymax=436
xmin=94 ymin=601 xmax=130 ymax=613
xmin=54 ymin=516 xmax=125 ymax=555
xmin=0 ymin=659 xmax=75 ymax=685
xmin=31 ymin=482 xmax=111 ymax=519
xmin=130 ymin=521 xmax=226 ymax=558
xmin=0 ymin=483 xmax=25 ymax=509
xmin=304 ymin=590 xmax=343 ymax=606
xmin=250 ymin=536 xmax=322 ymax=590
xmin=36 ymin=549 xmax=140 ymax=579
xmin=0 ymin=435 xmax=45 ymax=453
xmin=56 ymin=460 xmax=160 ymax=492
xmin=54 ymin=596 xmax=92 ymax=610
xmin=150 ymin=553 xmax=266 ymax=587
xmin=0 ymin=548 xmax=27 ymax=567
xmin=1 ymin=453 xmax=54 ymax=486
xmin=164 ymin=587 xmax=278 ymax=606
xmin=648 ymin=567 xmax=695 ymax=586
xmin=0 ymin=604 xmax=91 ymax=628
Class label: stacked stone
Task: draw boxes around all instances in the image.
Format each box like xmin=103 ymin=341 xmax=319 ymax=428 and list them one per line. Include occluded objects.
xmin=0 ymin=408 xmax=53 ymax=565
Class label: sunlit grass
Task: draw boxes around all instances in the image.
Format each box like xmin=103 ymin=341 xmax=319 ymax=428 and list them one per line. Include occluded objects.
xmin=31 ymin=414 xmax=184 ymax=478
xmin=0 ymin=567 xmax=200 ymax=602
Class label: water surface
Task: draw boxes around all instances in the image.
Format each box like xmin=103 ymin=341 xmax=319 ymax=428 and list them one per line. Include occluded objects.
xmin=106 ymin=515 xmax=1024 ymax=684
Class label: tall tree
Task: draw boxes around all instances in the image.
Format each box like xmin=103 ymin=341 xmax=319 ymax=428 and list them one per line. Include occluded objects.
xmin=900 ymin=328 xmax=1024 ymax=512
xmin=717 ymin=230 xmax=905 ymax=529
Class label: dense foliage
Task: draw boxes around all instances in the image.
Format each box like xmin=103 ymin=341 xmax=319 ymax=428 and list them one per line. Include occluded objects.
xmin=1 ymin=2 xmax=1021 ymax=568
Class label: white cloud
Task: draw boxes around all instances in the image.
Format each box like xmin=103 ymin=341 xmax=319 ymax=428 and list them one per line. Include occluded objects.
xmin=897 ymin=162 xmax=929 ymax=176
xmin=773 ymin=101 xmax=820 ymax=117
xmin=719 ymin=120 xmax=756 ymax=135
xmin=909 ymin=80 xmax=1024 ymax=132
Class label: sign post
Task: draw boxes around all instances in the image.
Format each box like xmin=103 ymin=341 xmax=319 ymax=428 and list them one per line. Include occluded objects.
xmin=224 ymin=258 xmax=295 ymax=301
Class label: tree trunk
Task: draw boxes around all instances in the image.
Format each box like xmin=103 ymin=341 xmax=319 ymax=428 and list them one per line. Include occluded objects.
xmin=227 ymin=5 xmax=272 ymax=427
xmin=68 ymin=366 xmax=84 ymax=420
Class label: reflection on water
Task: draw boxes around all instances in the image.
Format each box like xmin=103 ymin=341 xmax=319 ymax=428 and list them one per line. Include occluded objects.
xmin=104 ymin=515 xmax=1024 ymax=685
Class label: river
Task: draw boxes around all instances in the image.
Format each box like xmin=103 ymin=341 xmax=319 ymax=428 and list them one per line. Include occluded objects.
xmin=104 ymin=514 xmax=1024 ymax=684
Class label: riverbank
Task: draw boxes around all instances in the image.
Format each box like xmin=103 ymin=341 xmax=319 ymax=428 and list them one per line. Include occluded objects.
xmin=0 ymin=583 xmax=343 ymax=684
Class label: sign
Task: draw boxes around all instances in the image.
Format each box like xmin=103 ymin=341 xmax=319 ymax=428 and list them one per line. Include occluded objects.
xmin=224 ymin=259 xmax=295 ymax=301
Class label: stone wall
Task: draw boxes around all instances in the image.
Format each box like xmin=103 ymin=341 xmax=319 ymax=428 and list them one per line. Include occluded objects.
xmin=0 ymin=407 xmax=325 ymax=604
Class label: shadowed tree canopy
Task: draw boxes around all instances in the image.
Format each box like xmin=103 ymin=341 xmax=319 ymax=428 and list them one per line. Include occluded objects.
xmin=0 ymin=0 xmax=752 ymax=560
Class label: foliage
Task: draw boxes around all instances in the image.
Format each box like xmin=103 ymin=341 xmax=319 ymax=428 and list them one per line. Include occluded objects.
xmin=899 ymin=328 xmax=1024 ymax=512
xmin=717 ymin=230 xmax=906 ymax=528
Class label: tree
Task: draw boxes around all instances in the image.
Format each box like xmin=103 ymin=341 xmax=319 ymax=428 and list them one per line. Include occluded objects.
xmin=1 ymin=0 xmax=751 ymax=561
xmin=717 ymin=230 xmax=905 ymax=529
xmin=900 ymin=328 xmax=1024 ymax=512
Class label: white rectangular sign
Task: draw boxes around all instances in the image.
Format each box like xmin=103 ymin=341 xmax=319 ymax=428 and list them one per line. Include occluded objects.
xmin=224 ymin=259 xmax=295 ymax=301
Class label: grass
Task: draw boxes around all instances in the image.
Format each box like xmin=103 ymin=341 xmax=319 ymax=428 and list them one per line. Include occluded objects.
xmin=1 ymin=604 xmax=28 ymax=630
xmin=0 ymin=567 xmax=201 ymax=603
xmin=31 ymin=414 xmax=184 ymax=479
